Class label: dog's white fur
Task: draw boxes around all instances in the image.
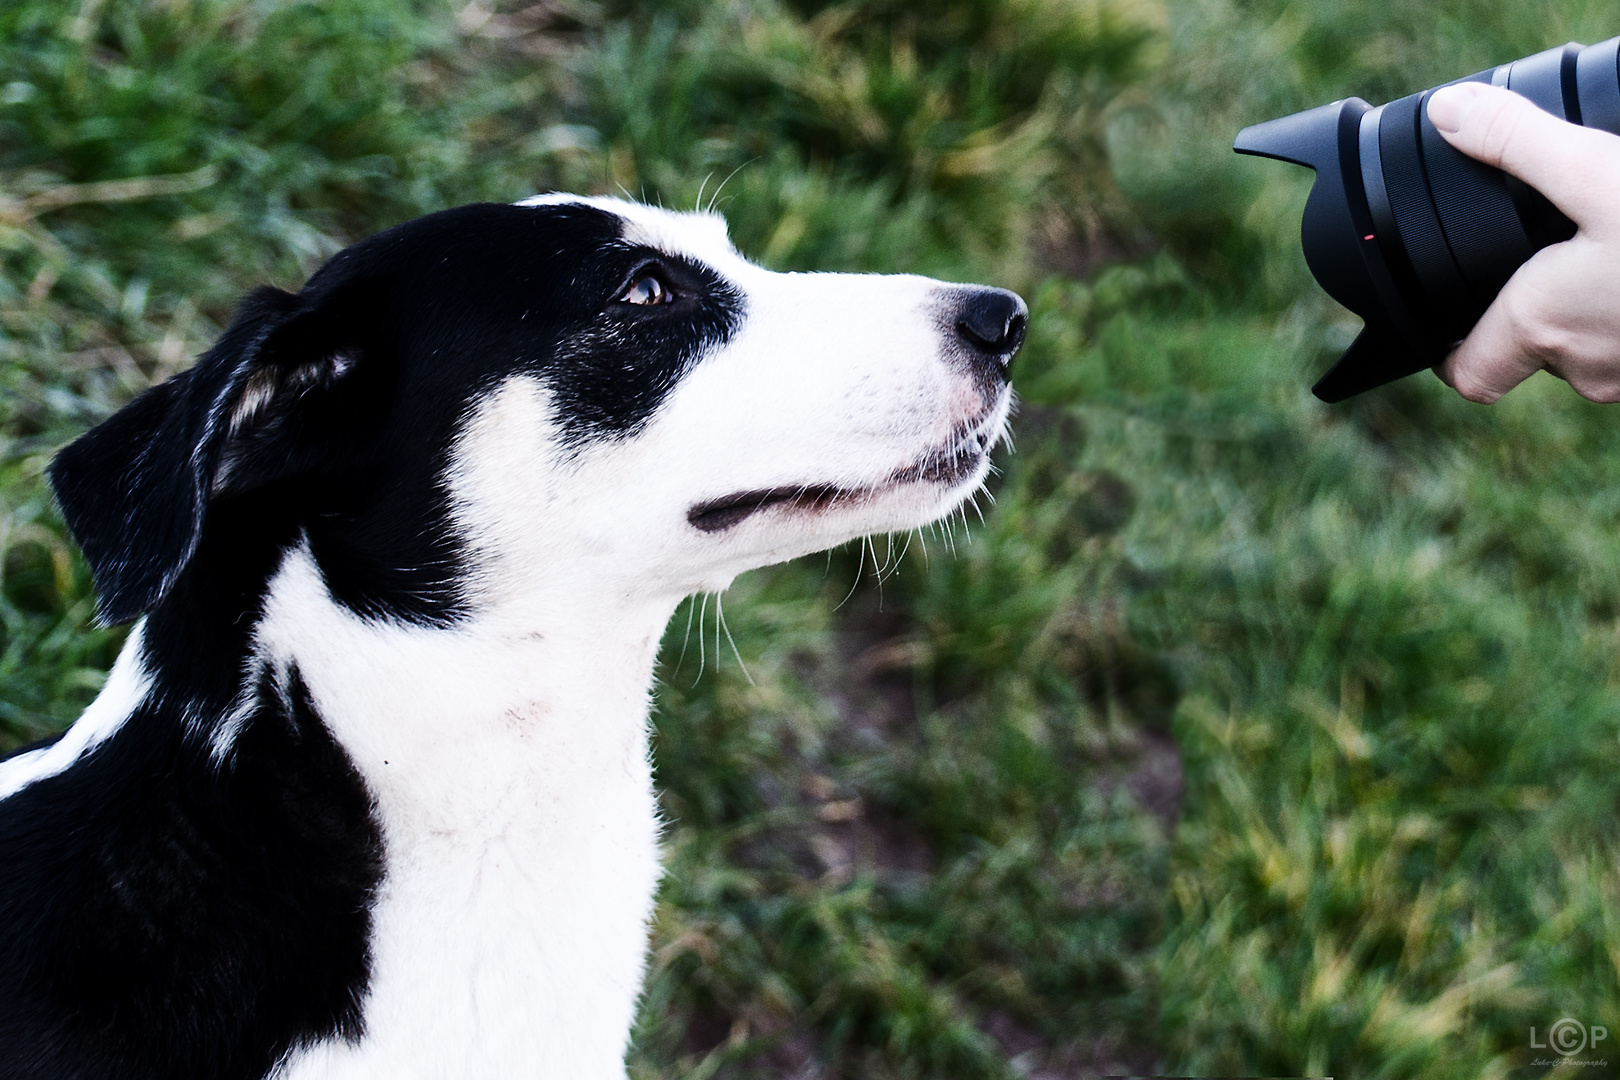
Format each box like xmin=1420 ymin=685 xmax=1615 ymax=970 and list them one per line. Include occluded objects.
xmin=0 ymin=624 xmax=151 ymax=801
xmin=14 ymin=196 xmax=1011 ymax=1078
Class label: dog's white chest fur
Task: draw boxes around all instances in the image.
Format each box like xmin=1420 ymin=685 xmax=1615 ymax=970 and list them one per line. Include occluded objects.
xmin=266 ymin=550 xmax=670 ymax=1079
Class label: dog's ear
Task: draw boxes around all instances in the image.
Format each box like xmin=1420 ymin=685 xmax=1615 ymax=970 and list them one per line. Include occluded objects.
xmin=48 ymin=285 xmax=364 ymax=625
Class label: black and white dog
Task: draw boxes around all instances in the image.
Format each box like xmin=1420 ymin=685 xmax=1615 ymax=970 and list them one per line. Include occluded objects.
xmin=0 ymin=195 xmax=1023 ymax=1079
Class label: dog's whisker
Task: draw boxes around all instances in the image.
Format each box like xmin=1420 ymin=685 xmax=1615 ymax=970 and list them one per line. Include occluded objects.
xmin=672 ymin=593 xmax=698 ymax=677
xmin=708 ymin=159 xmax=754 ymax=216
xmin=692 ymin=591 xmax=710 ymax=687
xmin=835 ymin=536 xmax=866 ymax=611
xmin=864 ymin=534 xmax=886 ymax=609
xmin=716 ymin=592 xmax=753 ymax=686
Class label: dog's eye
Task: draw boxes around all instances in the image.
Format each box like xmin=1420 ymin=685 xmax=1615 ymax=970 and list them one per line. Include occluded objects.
xmin=620 ymin=273 xmax=671 ymax=306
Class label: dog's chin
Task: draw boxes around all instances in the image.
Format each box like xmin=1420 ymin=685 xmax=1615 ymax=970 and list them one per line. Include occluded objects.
xmin=686 ymin=422 xmax=998 ymax=537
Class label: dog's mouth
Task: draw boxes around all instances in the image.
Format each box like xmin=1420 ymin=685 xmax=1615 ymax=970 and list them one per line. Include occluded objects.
xmin=687 ymin=413 xmax=1001 ymax=534
xmin=687 ymin=483 xmax=854 ymax=533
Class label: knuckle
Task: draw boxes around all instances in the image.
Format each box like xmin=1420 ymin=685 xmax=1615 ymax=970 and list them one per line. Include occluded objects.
xmin=1594 ymin=134 xmax=1620 ymax=181
xmin=1555 ymin=359 xmax=1620 ymax=403
xmin=1474 ymin=102 xmax=1524 ymax=166
xmin=1497 ymin=290 xmax=1567 ymax=361
xmin=1520 ymin=322 xmax=1571 ymax=365
xmin=1449 ymin=366 xmax=1499 ymax=403
xmin=1577 ymin=382 xmax=1620 ymax=404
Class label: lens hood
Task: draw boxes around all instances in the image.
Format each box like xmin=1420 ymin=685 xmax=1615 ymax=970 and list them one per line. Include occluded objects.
xmin=1236 ymin=38 xmax=1620 ymax=402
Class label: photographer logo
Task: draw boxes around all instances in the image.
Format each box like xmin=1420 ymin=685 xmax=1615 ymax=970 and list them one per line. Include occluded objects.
xmin=1530 ymin=1018 xmax=1609 ymax=1068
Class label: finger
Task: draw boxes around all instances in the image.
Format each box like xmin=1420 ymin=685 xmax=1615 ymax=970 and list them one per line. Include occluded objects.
xmin=1427 ymin=82 xmax=1620 ymax=232
xmin=1438 ymin=273 xmax=1546 ymax=403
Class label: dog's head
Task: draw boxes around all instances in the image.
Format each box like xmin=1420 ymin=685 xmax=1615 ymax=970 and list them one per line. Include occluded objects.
xmin=50 ymin=196 xmax=1024 ymax=628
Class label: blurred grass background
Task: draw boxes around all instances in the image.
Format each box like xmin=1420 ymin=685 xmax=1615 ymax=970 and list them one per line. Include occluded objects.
xmin=4 ymin=0 xmax=1620 ymax=1076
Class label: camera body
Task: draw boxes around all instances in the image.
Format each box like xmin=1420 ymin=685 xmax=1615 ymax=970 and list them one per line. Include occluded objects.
xmin=1236 ymin=38 xmax=1620 ymax=401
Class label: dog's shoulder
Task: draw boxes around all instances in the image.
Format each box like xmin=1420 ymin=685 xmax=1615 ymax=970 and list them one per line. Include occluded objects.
xmin=0 ymin=667 xmax=381 ymax=1080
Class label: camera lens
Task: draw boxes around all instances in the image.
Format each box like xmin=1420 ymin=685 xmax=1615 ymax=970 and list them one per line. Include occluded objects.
xmin=1235 ymin=37 xmax=1620 ymax=402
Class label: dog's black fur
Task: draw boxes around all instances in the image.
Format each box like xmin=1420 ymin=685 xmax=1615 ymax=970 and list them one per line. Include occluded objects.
xmin=0 ymin=671 xmax=380 ymax=1080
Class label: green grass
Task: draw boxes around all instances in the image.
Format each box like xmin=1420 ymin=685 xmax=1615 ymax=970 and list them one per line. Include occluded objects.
xmin=5 ymin=0 xmax=1620 ymax=1076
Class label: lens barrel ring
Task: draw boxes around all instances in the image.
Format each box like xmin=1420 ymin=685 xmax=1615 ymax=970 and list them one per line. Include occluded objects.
xmin=1577 ymin=42 xmax=1620 ymax=132
xmin=1416 ymin=85 xmax=1534 ymax=315
xmin=1378 ymin=91 xmax=1472 ymax=338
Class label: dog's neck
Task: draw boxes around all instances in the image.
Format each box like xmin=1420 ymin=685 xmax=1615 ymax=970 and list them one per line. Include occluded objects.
xmin=252 ymin=544 xmax=676 ymax=802
xmin=254 ymin=543 xmax=679 ymax=1077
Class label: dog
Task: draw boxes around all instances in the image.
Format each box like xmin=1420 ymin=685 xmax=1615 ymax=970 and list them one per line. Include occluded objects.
xmin=0 ymin=194 xmax=1024 ymax=1079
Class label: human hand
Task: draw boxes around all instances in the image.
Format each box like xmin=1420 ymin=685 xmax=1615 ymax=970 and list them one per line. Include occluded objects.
xmin=1426 ymin=81 xmax=1620 ymax=403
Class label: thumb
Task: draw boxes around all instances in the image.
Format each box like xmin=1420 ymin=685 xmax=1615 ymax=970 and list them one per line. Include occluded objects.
xmin=1427 ymin=82 xmax=1620 ymax=232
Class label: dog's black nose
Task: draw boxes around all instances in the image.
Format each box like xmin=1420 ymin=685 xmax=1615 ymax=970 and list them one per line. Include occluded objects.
xmin=953 ymin=288 xmax=1027 ymax=379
